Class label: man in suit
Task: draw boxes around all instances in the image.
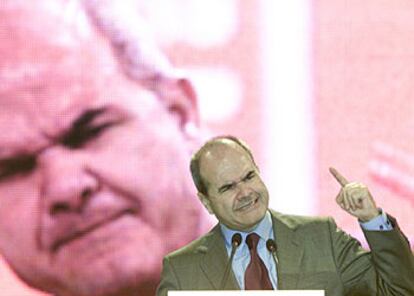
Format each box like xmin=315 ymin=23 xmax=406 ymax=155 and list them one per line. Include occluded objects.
xmin=157 ymin=136 xmax=414 ymax=295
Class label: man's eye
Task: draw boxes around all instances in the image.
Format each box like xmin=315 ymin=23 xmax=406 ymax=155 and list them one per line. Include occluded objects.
xmin=0 ymin=155 xmax=37 ymax=180
xmin=220 ymin=184 xmax=234 ymax=193
xmin=60 ymin=122 xmax=115 ymax=149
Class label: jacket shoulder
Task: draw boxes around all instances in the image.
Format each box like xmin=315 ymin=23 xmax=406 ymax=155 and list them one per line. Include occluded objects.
xmin=270 ymin=209 xmax=334 ymax=230
xmin=165 ymin=226 xmax=219 ymax=261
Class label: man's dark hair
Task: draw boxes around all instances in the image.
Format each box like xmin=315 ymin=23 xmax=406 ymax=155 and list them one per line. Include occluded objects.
xmin=190 ymin=135 xmax=258 ymax=195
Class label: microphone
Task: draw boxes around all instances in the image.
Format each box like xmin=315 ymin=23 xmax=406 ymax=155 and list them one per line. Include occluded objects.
xmin=219 ymin=233 xmax=242 ymax=290
xmin=266 ymin=239 xmax=280 ymax=288
xmin=266 ymin=239 xmax=279 ymax=264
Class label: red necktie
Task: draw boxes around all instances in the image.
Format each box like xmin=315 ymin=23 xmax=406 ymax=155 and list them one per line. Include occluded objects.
xmin=244 ymin=233 xmax=273 ymax=290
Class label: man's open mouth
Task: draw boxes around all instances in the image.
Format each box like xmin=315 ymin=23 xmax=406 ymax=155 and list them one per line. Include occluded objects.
xmin=235 ymin=197 xmax=259 ymax=212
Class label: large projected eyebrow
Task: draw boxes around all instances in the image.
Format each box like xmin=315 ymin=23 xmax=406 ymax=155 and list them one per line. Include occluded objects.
xmin=59 ymin=106 xmax=119 ymax=149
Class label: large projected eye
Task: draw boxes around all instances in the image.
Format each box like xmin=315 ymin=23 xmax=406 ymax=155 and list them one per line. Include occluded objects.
xmin=59 ymin=107 xmax=121 ymax=149
xmin=0 ymin=154 xmax=37 ymax=180
xmin=60 ymin=121 xmax=116 ymax=149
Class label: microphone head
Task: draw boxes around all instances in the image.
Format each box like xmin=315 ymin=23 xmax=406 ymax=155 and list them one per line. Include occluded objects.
xmin=231 ymin=233 xmax=242 ymax=247
xmin=266 ymin=239 xmax=277 ymax=252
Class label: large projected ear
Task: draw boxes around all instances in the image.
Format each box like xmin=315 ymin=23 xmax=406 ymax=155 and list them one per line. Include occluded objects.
xmin=158 ymin=77 xmax=199 ymax=138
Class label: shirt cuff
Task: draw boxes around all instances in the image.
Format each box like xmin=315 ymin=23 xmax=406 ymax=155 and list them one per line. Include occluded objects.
xmin=360 ymin=209 xmax=393 ymax=231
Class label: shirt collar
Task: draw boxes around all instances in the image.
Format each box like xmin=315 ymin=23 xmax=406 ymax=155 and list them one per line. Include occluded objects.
xmin=220 ymin=210 xmax=274 ymax=248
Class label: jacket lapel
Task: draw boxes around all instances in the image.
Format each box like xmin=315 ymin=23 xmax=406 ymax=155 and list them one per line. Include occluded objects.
xmin=270 ymin=210 xmax=304 ymax=290
xmin=199 ymin=225 xmax=240 ymax=290
xmin=198 ymin=212 xmax=304 ymax=290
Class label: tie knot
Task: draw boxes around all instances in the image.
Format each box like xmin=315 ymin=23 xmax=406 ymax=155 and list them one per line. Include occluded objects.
xmin=246 ymin=233 xmax=260 ymax=250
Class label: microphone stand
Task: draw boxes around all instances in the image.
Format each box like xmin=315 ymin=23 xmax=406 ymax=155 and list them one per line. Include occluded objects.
xmin=266 ymin=239 xmax=280 ymax=289
xmin=220 ymin=233 xmax=242 ymax=290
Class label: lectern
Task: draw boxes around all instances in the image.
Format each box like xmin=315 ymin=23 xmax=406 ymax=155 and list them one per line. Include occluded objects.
xmin=169 ymin=291 xmax=324 ymax=296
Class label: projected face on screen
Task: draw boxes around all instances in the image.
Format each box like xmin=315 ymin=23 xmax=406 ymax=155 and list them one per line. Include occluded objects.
xmin=0 ymin=2 xmax=202 ymax=296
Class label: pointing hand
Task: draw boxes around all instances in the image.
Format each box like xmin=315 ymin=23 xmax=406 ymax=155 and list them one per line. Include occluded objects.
xmin=329 ymin=167 xmax=380 ymax=222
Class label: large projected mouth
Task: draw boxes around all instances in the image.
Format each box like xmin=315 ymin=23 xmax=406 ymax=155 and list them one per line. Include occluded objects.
xmin=50 ymin=207 xmax=137 ymax=253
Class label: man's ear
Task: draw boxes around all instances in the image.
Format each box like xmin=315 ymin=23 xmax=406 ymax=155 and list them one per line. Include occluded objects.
xmin=157 ymin=76 xmax=199 ymax=137
xmin=197 ymin=192 xmax=214 ymax=214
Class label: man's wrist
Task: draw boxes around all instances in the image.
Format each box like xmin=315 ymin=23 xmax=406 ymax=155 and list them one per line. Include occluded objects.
xmin=358 ymin=209 xmax=381 ymax=223
xmin=360 ymin=209 xmax=393 ymax=231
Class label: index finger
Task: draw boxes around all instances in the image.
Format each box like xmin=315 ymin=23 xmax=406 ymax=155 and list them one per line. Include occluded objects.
xmin=329 ymin=167 xmax=349 ymax=187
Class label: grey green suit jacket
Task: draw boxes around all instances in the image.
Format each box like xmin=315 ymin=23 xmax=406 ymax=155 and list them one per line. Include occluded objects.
xmin=157 ymin=210 xmax=414 ymax=295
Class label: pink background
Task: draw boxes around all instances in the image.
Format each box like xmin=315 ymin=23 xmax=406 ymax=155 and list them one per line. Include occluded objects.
xmin=1 ymin=0 xmax=413 ymax=294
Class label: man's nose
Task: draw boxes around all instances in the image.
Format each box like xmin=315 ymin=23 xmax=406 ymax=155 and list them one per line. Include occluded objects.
xmin=235 ymin=183 xmax=252 ymax=200
xmin=38 ymin=147 xmax=99 ymax=215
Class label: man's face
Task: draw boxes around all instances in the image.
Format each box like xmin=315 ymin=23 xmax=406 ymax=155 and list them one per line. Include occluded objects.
xmin=0 ymin=9 xmax=201 ymax=296
xmin=198 ymin=142 xmax=269 ymax=231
